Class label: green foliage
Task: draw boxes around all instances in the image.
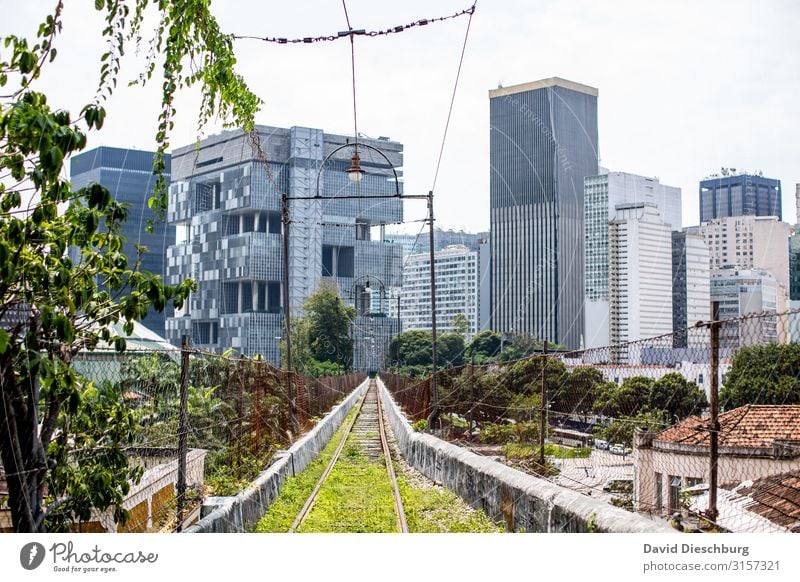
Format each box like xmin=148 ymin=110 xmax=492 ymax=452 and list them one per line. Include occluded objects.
xmin=594 ymin=376 xmax=653 ymax=418
xmin=45 ymin=381 xmax=143 ymax=531
xmin=438 ymin=332 xmax=465 ymax=367
xmin=593 ymin=410 xmax=664 ymax=447
xmin=720 ymin=343 xmax=800 ymax=409
xmin=0 ymin=0 xmax=260 ymax=531
xmin=552 ymin=366 xmax=604 ymax=414
xmin=450 ymin=313 xmax=471 ymax=337
xmin=479 ymin=422 xmax=516 ymax=444
xmin=465 ymin=330 xmax=501 ymax=362
xmin=301 ymin=282 xmax=355 ymax=370
xmin=648 ymin=372 xmax=708 ymax=419
xmin=389 ymin=329 xmax=433 ymax=366
xmin=412 ymin=419 xmax=428 ymax=432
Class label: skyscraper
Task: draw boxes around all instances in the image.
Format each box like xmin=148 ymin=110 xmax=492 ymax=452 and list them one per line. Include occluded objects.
xmin=489 ymin=77 xmax=598 ymax=348
xmin=165 ymin=126 xmax=403 ymax=368
xmin=70 ymin=147 xmax=174 ymax=337
xmin=584 ymin=171 xmax=681 ymax=348
xmin=699 ymin=172 xmax=782 ymax=222
xmin=608 ymin=203 xmax=673 ymax=360
xmin=671 ymin=230 xmax=711 ymax=347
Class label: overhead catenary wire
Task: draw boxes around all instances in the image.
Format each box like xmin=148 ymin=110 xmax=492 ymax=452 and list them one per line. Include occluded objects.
xmin=232 ymin=3 xmax=477 ymax=45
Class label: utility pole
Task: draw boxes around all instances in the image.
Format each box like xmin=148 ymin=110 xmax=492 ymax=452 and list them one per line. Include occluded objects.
xmin=539 ymin=340 xmax=548 ymax=467
xmin=427 ymin=190 xmax=440 ymax=429
xmin=708 ymin=302 xmax=720 ymax=524
xmin=176 ymin=335 xmax=190 ymax=532
xmin=281 ymin=192 xmax=300 ymax=435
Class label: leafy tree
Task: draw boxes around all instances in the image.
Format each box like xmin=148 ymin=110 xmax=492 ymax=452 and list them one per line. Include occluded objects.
xmin=552 ymin=367 xmax=604 ymax=416
xmin=450 ymin=313 xmax=471 ymax=337
xmin=438 ymin=332 xmax=465 ymax=367
xmin=0 ymin=1 xmax=259 ymax=532
xmin=465 ymin=330 xmax=501 ymax=362
xmin=119 ymin=352 xmax=180 ymax=409
xmin=593 ymin=376 xmax=653 ymax=418
xmin=45 ymin=381 xmax=142 ymax=532
xmin=720 ymin=343 xmax=800 ymax=409
xmin=648 ymin=373 xmax=707 ymax=420
xmin=594 ymin=410 xmax=664 ymax=447
xmin=389 ymin=329 xmax=433 ymax=366
xmin=303 ymin=282 xmax=355 ymax=370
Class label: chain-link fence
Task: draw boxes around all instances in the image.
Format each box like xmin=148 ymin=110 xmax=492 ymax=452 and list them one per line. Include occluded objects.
xmin=382 ymin=308 xmax=800 ymax=533
xmin=58 ymin=344 xmax=365 ymax=533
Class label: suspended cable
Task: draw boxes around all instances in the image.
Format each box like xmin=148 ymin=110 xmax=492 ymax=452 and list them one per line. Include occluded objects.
xmin=431 ymin=1 xmax=476 ymax=193
xmin=232 ymin=4 xmax=476 ymax=45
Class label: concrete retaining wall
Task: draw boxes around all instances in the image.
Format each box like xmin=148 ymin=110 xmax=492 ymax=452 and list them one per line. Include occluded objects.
xmin=378 ymin=378 xmax=674 ymax=533
xmin=186 ymin=379 xmax=369 ymax=533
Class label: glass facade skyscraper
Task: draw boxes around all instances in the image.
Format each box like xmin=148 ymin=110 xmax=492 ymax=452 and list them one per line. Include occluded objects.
xmin=70 ymin=147 xmax=174 ymax=338
xmin=489 ymin=77 xmax=598 ymax=349
xmin=165 ymin=126 xmax=403 ymax=368
xmin=699 ymin=173 xmax=782 ymax=222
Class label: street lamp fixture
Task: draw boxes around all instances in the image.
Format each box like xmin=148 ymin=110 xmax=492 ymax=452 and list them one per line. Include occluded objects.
xmin=346 ymin=151 xmax=365 ymax=183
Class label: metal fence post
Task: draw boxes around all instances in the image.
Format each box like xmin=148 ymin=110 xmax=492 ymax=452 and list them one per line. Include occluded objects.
xmin=708 ymin=302 xmax=720 ymax=524
xmin=176 ymin=335 xmax=190 ymax=532
xmin=539 ymin=340 xmax=548 ymax=466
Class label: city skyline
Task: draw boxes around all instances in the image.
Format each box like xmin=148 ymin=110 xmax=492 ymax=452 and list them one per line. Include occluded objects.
xmin=3 ymin=0 xmax=798 ymax=233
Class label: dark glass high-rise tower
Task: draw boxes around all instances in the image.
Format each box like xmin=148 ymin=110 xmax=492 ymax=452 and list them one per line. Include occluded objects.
xmin=70 ymin=147 xmax=174 ymax=337
xmin=699 ymin=173 xmax=781 ymax=222
xmin=489 ymin=77 xmax=598 ymax=349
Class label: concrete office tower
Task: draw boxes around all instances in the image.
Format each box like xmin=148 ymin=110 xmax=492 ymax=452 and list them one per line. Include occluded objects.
xmin=70 ymin=147 xmax=174 ymax=337
xmin=584 ymin=171 xmax=682 ymax=348
xmin=608 ymin=203 xmax=673 ymax=360
xmin=711 ymin=267 xmax=778 ymax=348
xmin=400 ymin=244 xmax=489 ymax=340
xmin=698 ymin=216 xmax=792 ymax=292
xmin=699 ymin=172 xmax=782 ymax=222
xmin=489 ymin=77 xmax=598 ymax=348
xmin=671 ymin=231 xmax=711 ymax=347
xmin=165 ymin=126 xmax=403 ymax=368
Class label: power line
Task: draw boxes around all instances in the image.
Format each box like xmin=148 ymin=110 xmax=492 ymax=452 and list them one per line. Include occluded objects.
xmin=431 ymin=1 xmax=476 ymax=193
xmin=232 ymin=4 xmax=476 ymax=45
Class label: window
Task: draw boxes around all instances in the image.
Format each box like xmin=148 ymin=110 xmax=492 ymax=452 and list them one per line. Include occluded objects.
xmin=654 ymin=472 xmax=663 ymax=512
xmin=322 ymin=245 xmax=354 ymax=277
xmin=193 ymin=321 xmax=218 ymax=345
xmin=668 ymin=476 xmax=682 ymax=513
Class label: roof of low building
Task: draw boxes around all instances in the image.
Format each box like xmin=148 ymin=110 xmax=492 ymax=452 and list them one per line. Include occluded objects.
xmin=730 ymin=471 xmax=800 ymax=532
xmin=655 ymin=405 xmax=800 ymax=449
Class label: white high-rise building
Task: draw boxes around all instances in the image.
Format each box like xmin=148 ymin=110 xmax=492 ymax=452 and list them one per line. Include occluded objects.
xmin=608 ymin=203 xmax=673 ymax=359
xmin=584 ymin=171 xmax=681 ymax=348
xmin=711 ymin=267 xmax=778 ymax=348
xmin=698 ymin=215 xmax=792 ymax=292
xmin=400 ymin=244 xmax=489 ymax=339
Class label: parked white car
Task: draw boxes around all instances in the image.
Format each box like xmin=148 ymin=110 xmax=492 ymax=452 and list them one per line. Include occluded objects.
xmin=609 ymin=444 xmax=625 ymax=455
xmin=594 ymin=439 xmax=609 ymax=450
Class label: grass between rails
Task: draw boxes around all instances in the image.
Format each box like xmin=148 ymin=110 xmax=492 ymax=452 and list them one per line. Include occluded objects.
xmin=255 ymin=392 xmax=503 ymax=533
xmin=254 ymin=403 xmax=361 ymax=533
xmin=297 ymin=443 xmax=397 ymax=532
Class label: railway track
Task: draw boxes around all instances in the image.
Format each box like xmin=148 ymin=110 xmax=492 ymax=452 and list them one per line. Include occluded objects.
xmin=288 ymin=379 xmax=408 ymax=533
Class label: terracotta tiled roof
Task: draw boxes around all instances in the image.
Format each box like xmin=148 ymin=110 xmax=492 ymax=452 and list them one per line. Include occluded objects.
xmin=655 ymin=405 xmax=800 ymax=449
xmin=729 ymin=471 xmax=800 ymax=532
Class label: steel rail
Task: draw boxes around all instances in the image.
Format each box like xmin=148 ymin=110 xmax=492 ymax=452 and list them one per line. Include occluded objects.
xmin=288 ymin=386 xmax=368 ymax=533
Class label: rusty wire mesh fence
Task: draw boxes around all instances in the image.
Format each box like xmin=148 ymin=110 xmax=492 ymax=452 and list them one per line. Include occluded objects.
xmin=382 ymin=308 xmax=800 ymax=533
xmin=45 ymin=346 xmax=365 ymax=533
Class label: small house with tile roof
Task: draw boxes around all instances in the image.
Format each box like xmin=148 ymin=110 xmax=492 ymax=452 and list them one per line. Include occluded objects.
xmin=633 ymin=405 xmax=800 ymax=517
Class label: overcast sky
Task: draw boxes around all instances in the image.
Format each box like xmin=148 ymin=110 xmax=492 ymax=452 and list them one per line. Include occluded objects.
xmin=3 ymin=0 xmax=798 ymax=232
